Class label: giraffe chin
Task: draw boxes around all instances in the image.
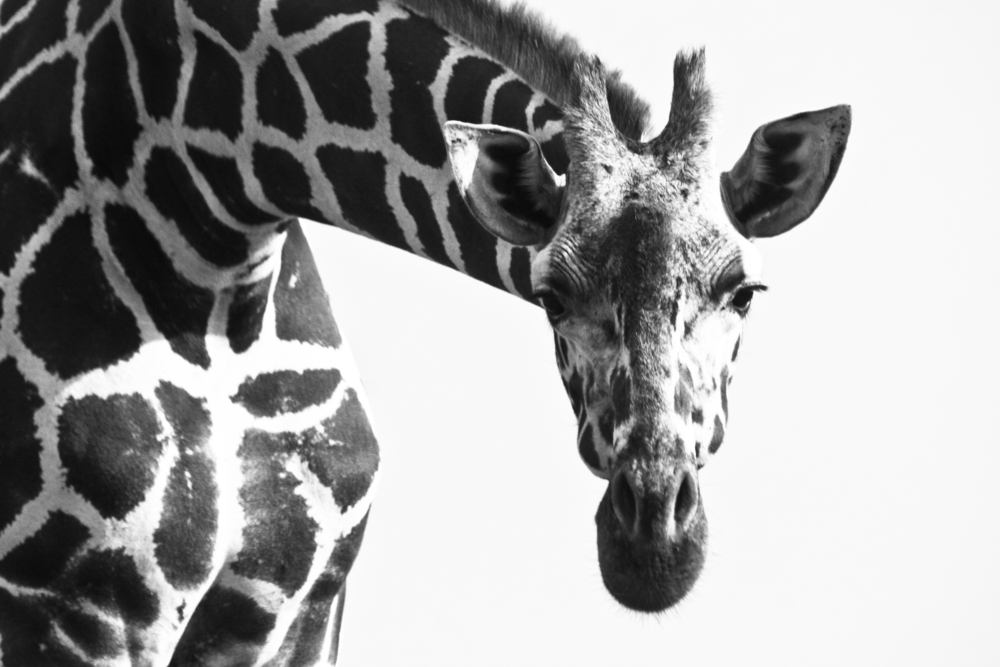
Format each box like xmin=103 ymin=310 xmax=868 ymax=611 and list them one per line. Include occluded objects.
xmin=595 ymin=487 xmax=708 ymax=612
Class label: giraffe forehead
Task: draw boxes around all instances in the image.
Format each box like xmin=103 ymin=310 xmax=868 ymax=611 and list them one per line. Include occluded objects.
xmin=554 ymin=153 xmax=744 ymax=298
xmin=599 ymin=206 xmax=741 ymax=308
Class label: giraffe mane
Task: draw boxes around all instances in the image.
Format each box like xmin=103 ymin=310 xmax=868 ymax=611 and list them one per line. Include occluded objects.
xmin=399 ymin=0 xmax=652 ymax=141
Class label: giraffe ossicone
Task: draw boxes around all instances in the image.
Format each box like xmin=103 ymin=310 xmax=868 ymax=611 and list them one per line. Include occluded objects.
xmin=0 ymin=0 xmax=849 ymax=662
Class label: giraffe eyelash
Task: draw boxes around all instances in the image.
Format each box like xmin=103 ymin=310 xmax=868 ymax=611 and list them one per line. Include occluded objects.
xmin=730 ymin=283 xmax=767 ymax=314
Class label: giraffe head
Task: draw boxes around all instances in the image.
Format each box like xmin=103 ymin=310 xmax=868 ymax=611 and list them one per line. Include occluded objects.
xmin=445 ymin=51 xmax=850 ymax=612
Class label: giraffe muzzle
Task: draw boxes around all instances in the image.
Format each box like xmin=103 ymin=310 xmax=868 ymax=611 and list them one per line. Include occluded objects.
xmin=596 ymin=461 xmax=707 ymax=612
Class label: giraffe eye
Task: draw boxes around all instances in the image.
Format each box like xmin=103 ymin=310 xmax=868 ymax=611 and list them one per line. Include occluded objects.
xmin=535 ymin=291 xmax=567 ymax=319
xmin=731 ymin=284 xmax=766 ymax=315
xmin=732 ymin=289 xmax=754 ymax=313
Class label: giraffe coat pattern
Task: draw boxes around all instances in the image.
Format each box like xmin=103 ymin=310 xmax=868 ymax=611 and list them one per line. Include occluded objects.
xmin=0 ymin=0 xmax=850 ymax=663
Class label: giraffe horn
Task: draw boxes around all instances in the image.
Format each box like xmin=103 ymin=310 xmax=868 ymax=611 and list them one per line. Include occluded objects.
xmin=648 ymin=48 xmax=714 ymax=159
xmin=564 ymin=56 xmax=625 ymax=167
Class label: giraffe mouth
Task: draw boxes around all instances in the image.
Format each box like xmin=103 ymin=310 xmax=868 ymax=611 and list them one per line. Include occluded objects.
xmin=594 ymin=470 xmax=708 ymax=612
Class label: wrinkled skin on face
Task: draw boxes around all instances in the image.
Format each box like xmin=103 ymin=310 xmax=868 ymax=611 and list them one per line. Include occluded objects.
xmin=445 ymin=51 xmax=850 ymax=612
xmin=542 ymin=166 xmax=758 ymax=609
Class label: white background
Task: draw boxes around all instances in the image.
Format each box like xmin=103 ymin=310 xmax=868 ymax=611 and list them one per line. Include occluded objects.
xmin=306 ymin=0 xmax=1000 ymax=664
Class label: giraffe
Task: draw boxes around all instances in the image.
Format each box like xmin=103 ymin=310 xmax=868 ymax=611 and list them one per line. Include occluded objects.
xmin=0 ymin=0 xmax=850 ymax=663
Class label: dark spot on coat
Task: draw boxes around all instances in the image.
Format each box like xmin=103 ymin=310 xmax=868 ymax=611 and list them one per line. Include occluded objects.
xmin=184 ymin=31 xmax=243 ymax=139
xmin=272 ymin=221 xmax=342 ymax=347
xmin=272 ymin=514 xmax=368 ymax=667
xmin=121 ymin=0 xmax=182 ymax=118
xmin=297 ymin=21 xmax=375 ymax=129
xmin=58 ymin=393 xmax=163 ymax=520
xmin=257 ymin=47 xmax=306 ymax=139
xmin=227 ymin=276 xmax=271 ymax=353
xmin=0 ymin=589 xmax=90 ymax=666
xmin=0 ymin=56 xmax=79 ymax=190
xmin=188 ymin=145 xmax=281 ymax=225
xmin=232 ymin=368 xmax=342 ymax=417
xmin=316 ymin=143 xmax=408 ymax=249
xmin=302 ymin=390 xmax=380 ymax=510
xmin=400 ymin=173 xmax=453 ymax=267
xmin=145 ymin=146 xmax=250 ymax=267
xmin=448 ymin=182 xmax=505 ymax=290
xmin=0 ymin=511 xmax=90 ymax=587
xmin=532 ymin=100 xmax=562 ymax=130
xmin=708 ymin=415 xmax=725 ymax=454
xmin=445 ymin=56 xmax=504 ymax=124
xmin=252 ymin=142 xmax=325 ymax=221
xmin=611 ymin=366 xmax=631 ymax=425
xmin=0 ymin=151 xmax=59 ymax=274
xmin=58 ymin=548 xmax=160 ymax=626
xmin=170 ymin=586 xmax=276 ymax=663
xmin=106 ymin=203 xmax=214 ymax=368
xmin=187 ymin=0 xmax=260 ymax=51
xmin=0 ymin=0 xmax=69 ymax=91
xmin=384 ymin=13 xmax=450 ymax=166
xmin=232 ymin=429 xmax=320 ymax=596
xmin=272 ymin=0 xmax=378 ymax=36
xmin=83 ymin=22 xmax=141 ymax=186
xmin=720 ymin=368 xmax=729 ymax=419
xmin=491 ymin=79 xmax=533 ymax=131
xmin=19 ymin=211 xmax=141 ymax=378
xmin=153 ymin=382 xmax=218 ymax=589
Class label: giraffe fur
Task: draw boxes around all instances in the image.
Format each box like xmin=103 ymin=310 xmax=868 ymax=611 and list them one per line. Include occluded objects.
xmin=0 ymin=0 xmax=850 ymax=663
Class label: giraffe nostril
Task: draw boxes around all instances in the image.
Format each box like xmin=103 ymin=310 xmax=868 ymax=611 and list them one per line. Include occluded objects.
xmin=673 ymin=470 xmax=698 ymax=531
xmin=611 ymin=469 xmax=638 ymax=538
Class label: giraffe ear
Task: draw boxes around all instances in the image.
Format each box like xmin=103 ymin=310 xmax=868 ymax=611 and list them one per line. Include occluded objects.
xmin=444 ymin=121 xmax=564 ymax=246
xmin=721 ymin=105 xmax=851 ymax=238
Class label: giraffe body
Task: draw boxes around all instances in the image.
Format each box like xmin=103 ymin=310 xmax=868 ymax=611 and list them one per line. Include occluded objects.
xmin=0 ymin=0 xmax=850 ymax=663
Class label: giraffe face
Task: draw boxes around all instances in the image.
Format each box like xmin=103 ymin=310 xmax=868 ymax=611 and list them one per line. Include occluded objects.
xmin=536 ymin=171 xmax=761 ymax=479
xmin=530 ymin=125 xmax=760 ymax=612
xmin=446 ymin=51 xmax=850 ymax=613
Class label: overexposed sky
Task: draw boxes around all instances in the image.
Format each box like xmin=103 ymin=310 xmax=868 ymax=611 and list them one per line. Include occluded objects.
xmin=307 ymin=0 xmax=1000 ymax=664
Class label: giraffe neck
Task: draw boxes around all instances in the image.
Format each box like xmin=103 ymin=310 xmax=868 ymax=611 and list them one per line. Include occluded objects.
xmin=127 ymin=0 xmax=553 ymax=298
xmin=0 ymin=0 xmax=649 ymax=301
xmin=214 ymin=0 xmax=575 ymax=297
